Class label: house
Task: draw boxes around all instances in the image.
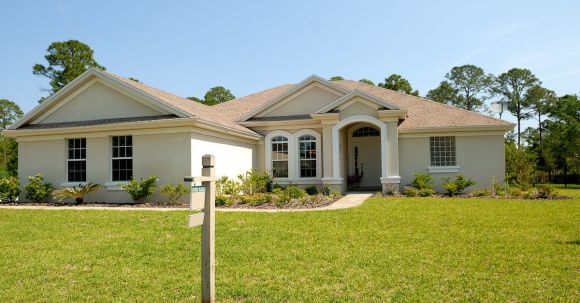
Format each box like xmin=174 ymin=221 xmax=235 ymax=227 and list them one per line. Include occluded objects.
xmin=5 ymin=68 xmax=514 ymax=202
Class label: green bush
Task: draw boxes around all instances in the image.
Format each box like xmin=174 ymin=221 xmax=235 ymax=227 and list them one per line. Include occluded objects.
xmin=237 ymin=170 xmax=272 ymax=195
xmin=272 ymin=183 xmax=285 ymax=191
xmin=471 ymin=189 xmax=491 ymax=197
xmin=507 ymin=187 xmax=523 ymax=197
xmin=24 ymin=173 xmax=53 ymax=203
xmin=329 ymin=191 xmax=343 ymax=200
xmin=402 ymin=188 xmax=418 ymax=197
xmin=216 ymin=176 xmax=240 ymax=196
xmin=52 ymin=183 xmax=101 ymax=204
xmin=0 ymin=177 xmax=20 ymax=202
xmin=418 ymin=188 xmax=435 ymax=197
xmin=536 ymin=185 xmax=558 ymax=199
xmin=121 ymin=176 xmax=158 ymax=203
xmin=441 ymin=175 xmax=476 ymax=196
xmin=411 ymin=173 xmax=434 ymax=190
xmin=215 ymin=195 xmax=234 ymax=207
xmin=275 ymin=193 xmax=292 ymax=207
xmin=304 ymin=185 xmax=320 ymax=196
xmin=240 ymin=193 xmax=272 ymax=206
xmin=160 ymin=183 xmax=190 ymax=204
xmin=284 ymin=186 xmax=306 ymax=199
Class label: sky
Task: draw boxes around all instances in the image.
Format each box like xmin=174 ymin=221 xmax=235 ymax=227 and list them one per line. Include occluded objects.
xmin=1 ymin=0 xmax=579 ymax=129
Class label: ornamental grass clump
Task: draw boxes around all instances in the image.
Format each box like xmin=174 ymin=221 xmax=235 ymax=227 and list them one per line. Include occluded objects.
xmin=25 ymin=173 xmax=53 ymax=203
xmin=0 ymin=177 xmax=21 ymax=202
xmin=52 ymin=183 xmax=101 ymax=204
xmin=121 ymin=176 xmax=158 ymax=203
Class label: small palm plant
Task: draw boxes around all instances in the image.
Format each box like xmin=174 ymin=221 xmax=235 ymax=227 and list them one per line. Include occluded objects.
xmin=52 ymin=183 xmax=101 ymax=204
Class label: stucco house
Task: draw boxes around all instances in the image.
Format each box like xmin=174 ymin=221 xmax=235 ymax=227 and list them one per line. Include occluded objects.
xmin=5 ymin=68 xmax=514 ymax=202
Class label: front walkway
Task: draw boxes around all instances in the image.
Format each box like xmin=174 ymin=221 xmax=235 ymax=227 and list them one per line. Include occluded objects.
xmin=0 ymin=193 xmax=372 ymax=212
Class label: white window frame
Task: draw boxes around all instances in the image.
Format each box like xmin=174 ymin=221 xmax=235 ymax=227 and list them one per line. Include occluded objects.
xmin=65 ymin=138 xmax=87 ymax=184
xmin=265 ymin=131 xmax=294 ymax=180
xmin=110 ymin=135 xmax=133 ymax=183
xmin=295 ymin=129 xmax=321 ymax=179
xmin=427 ymin=136 xmax=459 ymax=173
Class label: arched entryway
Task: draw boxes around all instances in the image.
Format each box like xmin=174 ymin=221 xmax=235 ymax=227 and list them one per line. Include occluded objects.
xmin=331 ymin=115 xmax=388 ymax=191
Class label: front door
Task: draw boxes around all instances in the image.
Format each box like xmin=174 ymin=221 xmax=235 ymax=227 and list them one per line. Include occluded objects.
xmin=348 ymin=126 xmax=382 ymax=189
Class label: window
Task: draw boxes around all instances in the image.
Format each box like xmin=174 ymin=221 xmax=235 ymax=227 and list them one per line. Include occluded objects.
xmin=298 ymin=135 xmax=317 ymax=177
xmin=67 ymin=138 xmax=86 ymax=182
xmin=430 ymin=136 xmax=456 ymax=166
xmin=112 ymin=135 xmax=133 ymax=182
xmin=271 ymin=135 xmax=289 ymax=178
xmin=353 ymin=127 xmax=380 ymax=137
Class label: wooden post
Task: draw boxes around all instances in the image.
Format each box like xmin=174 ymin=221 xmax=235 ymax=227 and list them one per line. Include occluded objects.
xmin=201 ymin=154 xmax=216 ymax=303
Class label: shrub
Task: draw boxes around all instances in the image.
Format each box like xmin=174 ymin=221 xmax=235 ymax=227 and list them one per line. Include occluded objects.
xmin=0 ymin=177 xmax=20 ymax=202
xmin=402 ymin=187 xmax=418 ymax=197
xmin=121 ymin=176 xmax=158 ymax=203
xmin=160 ymin=183 xmax=190 ymax=204
xmin=215 ymin=195 xmax=234 ymax=207
xmin=284 ymin=186 xmax=306 ymax=199
xmin=272 ymin=183 xmax=286 ymax=191
xmin=536 ymin=185 xmax=558 ymax=199
xmin=237 ymin=170 xmax=272 ymax=195
xmin=240 ymin=193 xmax=272 ymax=206
xmin=216 ymin=176 xmax=240 ymax=196
xmin=418 ymin=188 xmax=435 ymax=197
xmin=507 ymin=187 xmax=523 ymax=197
xmin=52 ymin=183 xmax=101 ymax=204
xmin=471 ymin=189 xmax=491 ymax=197
xmin=442 ymin=175 xmax=476 ymax=196
xmin=304 ymin=185 xmax=320 ymax=196
xmin=24 ymin=174 xmax=53 ymax=203
xmin=329 ymin=191 xmax=343 ymax=200
xmin=411 ymin=173 xmax=434 ymax=190
xmin=275 ymin=193 xmax=292 ymax=207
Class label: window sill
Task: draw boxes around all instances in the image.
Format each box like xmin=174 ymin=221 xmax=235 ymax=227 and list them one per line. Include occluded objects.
xmin=427 ymin=166 xmax=460 ymax=173
xmin=105 ymin=182 xmax=129 ymax=191
xmin=60 ymin=182 xmax=87 ymax=187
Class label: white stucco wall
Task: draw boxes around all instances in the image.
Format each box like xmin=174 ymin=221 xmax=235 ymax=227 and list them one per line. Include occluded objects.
xmin=399 ymin=134 xmax=505 ymax=192
xmin=259 ymin=85 xmax=341 ymax=117
xmin=191 ymin=132 xmax=256 ymax=180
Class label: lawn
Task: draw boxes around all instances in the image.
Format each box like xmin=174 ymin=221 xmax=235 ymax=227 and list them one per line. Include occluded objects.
xmin=0 ymin=196 xmax=578 ymax=302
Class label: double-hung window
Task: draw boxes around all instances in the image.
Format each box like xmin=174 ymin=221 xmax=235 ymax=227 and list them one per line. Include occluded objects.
xmin=271 ymin=136 xmax=289 ymax=178
xmin=112 ymin=135 xmax=133 ymax=182
xmin=67 ymin=138 xmax=86 ymax=182
xmin=430 ymin=136 xmax=456 ymax=167
xmin=298 ymin=135 xmax=317 ymax=177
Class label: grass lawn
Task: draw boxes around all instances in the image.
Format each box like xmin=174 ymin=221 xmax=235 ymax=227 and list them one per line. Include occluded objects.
xmin=1 ymin=196 xmax=579 ymax=302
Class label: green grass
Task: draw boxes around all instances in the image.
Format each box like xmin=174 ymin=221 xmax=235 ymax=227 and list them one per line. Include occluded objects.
xmin=1 ymin=196 xmax=579 ymax=302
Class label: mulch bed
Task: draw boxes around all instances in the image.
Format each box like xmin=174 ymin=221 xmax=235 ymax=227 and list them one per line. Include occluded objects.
xmin=218 ymin=195 xmax=340 ymax=210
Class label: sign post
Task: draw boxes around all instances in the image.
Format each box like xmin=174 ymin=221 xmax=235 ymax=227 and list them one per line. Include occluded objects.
xmin=184 ymin=154 xmax=217 ymax=303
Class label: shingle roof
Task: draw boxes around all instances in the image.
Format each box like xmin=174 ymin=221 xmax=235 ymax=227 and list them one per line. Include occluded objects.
xmin=99 ymin=71 xmax=513 ymax=134
xmin=20 ymin=115 xmax=179 ymax=129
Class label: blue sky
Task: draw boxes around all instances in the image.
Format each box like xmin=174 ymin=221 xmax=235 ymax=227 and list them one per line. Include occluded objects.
xmin=1 ymin=0 xmax=578 ymax=128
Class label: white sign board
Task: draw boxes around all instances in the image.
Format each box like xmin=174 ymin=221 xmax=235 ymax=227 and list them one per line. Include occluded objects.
xmin=188 ymin=213 xmax=205 ymax=228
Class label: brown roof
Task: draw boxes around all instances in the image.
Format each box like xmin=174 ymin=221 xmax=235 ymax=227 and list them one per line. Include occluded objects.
xmin=103 ymin=71 xmax=512 ymax=134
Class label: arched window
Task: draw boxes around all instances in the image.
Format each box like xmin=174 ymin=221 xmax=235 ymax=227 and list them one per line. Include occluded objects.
xmin=353 ymin=127 xmax=380 ymax=137
xmin=271 ymin=136 xmax=289 ymax=178
xmin=298 ymin=134 xmax=317 ymax=177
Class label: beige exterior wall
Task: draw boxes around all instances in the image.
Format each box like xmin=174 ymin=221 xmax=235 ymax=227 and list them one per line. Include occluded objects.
xmin=338 ymin=98 xmax=379 ymax=120
xmin=399 ymin=134 xmax=505 ymax=191
xmin=40 ymin=82 xmax=167 ymax=124
xmin=18 ymin=132 xmax=193 ymax=203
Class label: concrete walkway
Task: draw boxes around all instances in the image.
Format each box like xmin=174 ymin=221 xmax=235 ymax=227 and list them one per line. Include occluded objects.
xmin=217 ymin=192 xmax=372 ymax=213
xmin=0 ymin=193 xmax=372 ymax=212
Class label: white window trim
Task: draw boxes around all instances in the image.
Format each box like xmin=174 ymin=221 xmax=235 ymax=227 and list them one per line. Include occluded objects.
xmin=110 ymin=135 xmax=133 ymax=184
xmin=427 ymin=166 xmax=460 ymax=173
xmin=66 ymin=138 xmax=87 ymax=183
xmin=265 ymin=130 xmax=294 ymax=180
xmin=294 ymin=129 xmax=321 ymax=179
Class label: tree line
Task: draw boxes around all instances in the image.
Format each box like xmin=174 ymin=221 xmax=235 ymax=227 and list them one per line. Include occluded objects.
xmin=0 ymin=39 xmax=577 ymax=185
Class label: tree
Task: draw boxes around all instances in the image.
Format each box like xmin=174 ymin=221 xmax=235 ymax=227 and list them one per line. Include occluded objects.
xmin=358 ymin=79 xmax=375 ymax=86
xmin=329 ymin=76 xmax=344 ymax=81
xmin=426 ymin=81 xmax=457 ymax=105
xmin=33 ymin=40 xmax=105 ymax=99
xmin=378 ymin=74 xmax=419 ymax=96
xmin=447 ymin=65 xmax=495 ymax=111
xmin=525 ymin=85 xmax=556 ymax=153
xmin=187 ymin=96 xmax=203 ymax=103
xmin=0 ymin=99 xmax=23 ymax=176
xmin=203 ymin=86 xmax=235 ymax=106
xmin=128 ymin=77 xmax=139 ymax=82
xmin=494 ymin=68 xmax=540 ymax=147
